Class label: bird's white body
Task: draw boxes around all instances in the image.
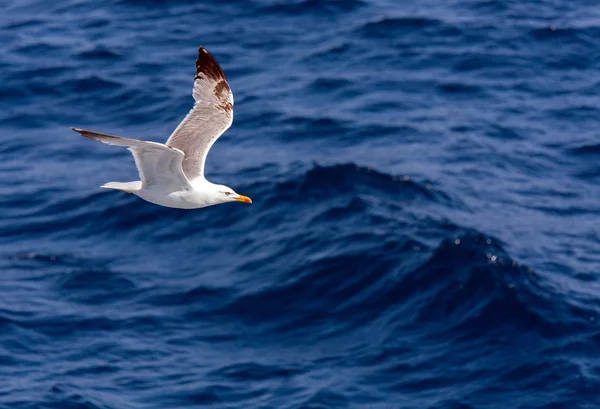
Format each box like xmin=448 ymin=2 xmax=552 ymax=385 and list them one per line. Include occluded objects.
xmin=136 ymin=179 xmax=215 ymax=209
xmin=109 ymin=178 xmax=236 ymax=209
xmin=72 ymin=46 xmax=252 ymax=209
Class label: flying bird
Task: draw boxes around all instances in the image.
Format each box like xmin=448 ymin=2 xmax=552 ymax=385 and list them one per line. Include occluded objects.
xmin=71 ymin=46 xmax=252 ymax=209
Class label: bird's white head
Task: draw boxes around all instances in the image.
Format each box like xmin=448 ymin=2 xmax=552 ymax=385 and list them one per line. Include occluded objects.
xmin=213 ymin=184 xmax=252 ymax=205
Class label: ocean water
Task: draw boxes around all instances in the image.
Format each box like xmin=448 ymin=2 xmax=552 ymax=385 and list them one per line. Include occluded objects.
xmin=1 ymin=0 xmax=600 ymax=408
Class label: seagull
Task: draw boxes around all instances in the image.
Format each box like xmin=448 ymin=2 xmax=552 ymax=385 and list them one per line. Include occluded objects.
xmin=71 ymin=46 xmax=252 ymax=209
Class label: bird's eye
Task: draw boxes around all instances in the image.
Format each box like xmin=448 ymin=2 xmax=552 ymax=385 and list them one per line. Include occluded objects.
xmin=224 ymin=192 xmax=231 ymax=196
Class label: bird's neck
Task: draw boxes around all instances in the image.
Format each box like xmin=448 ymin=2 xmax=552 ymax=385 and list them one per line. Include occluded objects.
xmin=191 ymin=177 xmax=219 ymax=192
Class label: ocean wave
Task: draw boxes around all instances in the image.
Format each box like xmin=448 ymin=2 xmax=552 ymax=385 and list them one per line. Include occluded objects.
xmin=61 ymin=75 xmax=123 ymax=93
xmin=356 ymin=16 xmax=462 ymax=40
xmin=260 ymin=0 xmax=365 ymax=15
xmin=528 ymin=24 xmax=600 ymax=46
xmin=208 ymin=362 xmax=302 ymax=381
xmin=397 ymin=232 xmax=566 ymax=338
xmin=77 ymin=47 xmax=122 ymax=60
xmin=270 ymin=164 xmax=450 ymax=204
xmin=568 ymin=143 xmax=600 ymax=156
xmin=216 ymin=229 xmax=594 ymax=347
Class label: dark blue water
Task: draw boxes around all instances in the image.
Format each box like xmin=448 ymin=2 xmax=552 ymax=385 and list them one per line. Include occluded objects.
xmin=2 ymin=0 xmax=600 ymax=407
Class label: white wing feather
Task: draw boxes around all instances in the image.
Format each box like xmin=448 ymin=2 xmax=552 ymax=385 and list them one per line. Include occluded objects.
xmin=165 ymin=46 xmax=234 ymax=181
xmin=70 ymin=127 xmax=191 ymax=190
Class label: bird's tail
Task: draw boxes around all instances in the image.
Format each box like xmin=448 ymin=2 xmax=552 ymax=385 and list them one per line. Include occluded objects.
xmin=100 ymin=181 xmax=142 ymax=194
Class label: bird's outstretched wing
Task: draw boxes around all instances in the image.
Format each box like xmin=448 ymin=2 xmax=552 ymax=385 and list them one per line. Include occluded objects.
xmin=71 ymin=127 xmax=191 ymax=190
xmin=165 ymin=46 xmax=234 ymax=181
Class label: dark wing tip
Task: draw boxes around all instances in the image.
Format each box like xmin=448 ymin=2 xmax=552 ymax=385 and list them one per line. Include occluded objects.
xmin=196 ymin=46 xmax=228 ymax=83
xmin=71 ymin=127 xmax=89 ymax=137
xmin=70 ymin=127 xmax=120 ymax=140
xmin=71 ymin=127 xmax=94 ymax=140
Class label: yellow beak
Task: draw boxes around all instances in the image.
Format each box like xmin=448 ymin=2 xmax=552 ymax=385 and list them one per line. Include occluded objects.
xmin=235 ymin=195 xmax=252 ymax=204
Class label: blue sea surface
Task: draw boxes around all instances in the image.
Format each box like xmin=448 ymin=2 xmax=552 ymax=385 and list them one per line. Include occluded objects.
xmin=1 ymin=0 xmax=600 ymax=408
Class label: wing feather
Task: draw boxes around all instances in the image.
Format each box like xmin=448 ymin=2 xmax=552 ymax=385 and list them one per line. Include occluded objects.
xmin=165 ymin=46 xmax=234 ymax=181
xmin=71 ymin=127 xmax=191 ymax=190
